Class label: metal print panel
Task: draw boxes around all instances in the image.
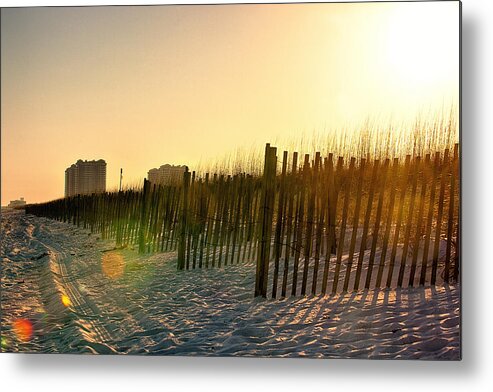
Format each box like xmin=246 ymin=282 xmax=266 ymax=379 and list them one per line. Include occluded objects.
xmin=0 ymin=1 xmax=461 ymax=359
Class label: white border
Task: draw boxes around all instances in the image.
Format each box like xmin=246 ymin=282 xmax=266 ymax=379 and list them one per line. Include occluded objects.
xmin=1 ymin=1 xmax=492 ymax=391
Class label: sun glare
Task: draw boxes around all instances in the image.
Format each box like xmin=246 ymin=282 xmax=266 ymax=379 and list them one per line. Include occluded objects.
xmin=382 ymin=3 xmax=458 ymax=91
xmin=1 ymin=3 xmax=459 ymax=204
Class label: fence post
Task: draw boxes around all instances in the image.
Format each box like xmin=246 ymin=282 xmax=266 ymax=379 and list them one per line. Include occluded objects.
xmin=291 ymin=154 xmax=309 ymax=296
xmin=353 ymin=159 xmax=379 ymax=290
xmin=186 ymin=171 xmax=195 ymax=269
xmin=76 ymin=194 xmax=81 ymax=227
xmin=311 ymin=154 xmax=326 ymax=295
xmin=332 ymin=157 xmax=354 ymax=294
xmin=386 ymin=155 xmax=411 ymax=288
xmin=376 ymin=158 xmax=399 ymax=288
xmin=431 ymin=149 xmax=449 ymax=285
xmin=445 ymin=144 xmax=459 ymax=283
xmin=138 ymin=179 xmax=149 ymax=254
xmin=365 ymin=158 xmax=390 ymax=289
xmin=272 ymin=151 xmax=288 ymax=298
xmin=301 ymin=155 xmax=316 ymax=296
xmin=281 ymin=152 xmax=298 ymax=297
xmin=322 ymin=154 xmax=337 ymax=294
xmin=178 ymin=167 xmax=190 ymax=270
xmin=409 ymin=155 xmax=430 ymax=287
xmin=453 ymin=144 xmax=460 ymax=282
xmin=255 ymin=144 xmax=277 ymax=297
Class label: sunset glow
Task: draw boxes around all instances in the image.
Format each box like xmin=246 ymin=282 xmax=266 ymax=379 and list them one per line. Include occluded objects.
xmin=1 ymin=2 xmax=459 ymax=205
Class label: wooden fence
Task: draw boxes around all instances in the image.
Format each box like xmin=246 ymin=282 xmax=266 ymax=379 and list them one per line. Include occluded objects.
xmin=25 ymin=143 xmax=460 ymax=299
xmin=254 ymin=143 xmax=460 ymax=297
xmin=26 ymin=172 xmax=265 ymax=271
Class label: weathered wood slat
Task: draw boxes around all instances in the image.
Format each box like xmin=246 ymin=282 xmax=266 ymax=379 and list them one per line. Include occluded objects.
xmin=311 ymin=154 xmax=325 ymax=295
xmin=332 ymin=157 xmax=354 ymax=294
xmin=177 ymin=168 xmax=190 ymax=270
xmin=322 ymin=154 xmax=337 ymax=295
xmin=420 ymin=153 xmax=439 ymax=286
xmin=291 ymin=154 xmax=309 ymax=297
xmin=301 ymin=155 xmax=316 ymax=296
xmin=397 ymin=156 xmax=420 ymax=287
xmin=408 ymin=155 xmax=430 ymax=287
xmin=375 ymin=158 xmax=399 ymax=288
xmin=281 ymin=152 xmax=298 ymax=298
xmin=255 ymin=144 xmax=277 ymax=297
xmin=386 ymin=155 xmax=411 ymax=288
xmin=365 ymin=158 xmax=390 ymax=289
xmin=343 ymin=158 xmax=366 ymax=292
xmin=354 ymin=159 xmax=379 ymax=291
xmin=445 ymin=144 xmax=459 ymax=283
xmin=431 ymin=149 xmax=450 ymax=285
xmin=272 ymin=151 xmax=288 ymax=298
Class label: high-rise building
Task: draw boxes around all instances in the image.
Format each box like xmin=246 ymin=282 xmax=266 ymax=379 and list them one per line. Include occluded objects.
xmin=147 ymin=164 xmax=186 ymax=186
xmin=65 ymin=159 xmax=106 ymax=197
xmin=65 ymin=164 xmax=78 ymax=197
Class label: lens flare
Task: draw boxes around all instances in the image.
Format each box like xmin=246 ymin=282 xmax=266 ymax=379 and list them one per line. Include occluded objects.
xmin=61 ymin=294 xmax=72 ymax=307
xmin=12 ymin=319 xmax=33 ymax=342
xmin=102 ymin=251 xmax=125 ymax=279
xmin=1 ymin=336 xmax=9 ymax=350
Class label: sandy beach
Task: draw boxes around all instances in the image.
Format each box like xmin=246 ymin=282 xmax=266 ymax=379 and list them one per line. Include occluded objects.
xmin=1 ymin=209 xmax=460 ymax=359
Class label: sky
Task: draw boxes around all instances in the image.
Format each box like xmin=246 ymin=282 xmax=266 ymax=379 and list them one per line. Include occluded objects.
xmin=1 ymin=1 xmax=460 ymax=205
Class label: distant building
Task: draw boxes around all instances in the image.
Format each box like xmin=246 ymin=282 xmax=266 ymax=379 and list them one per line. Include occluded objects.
xmin=65 ymin=159 xmax=106 ymax=197
xmin=8 ymin=197 xmax=27 ymax=208
xmin=65 ymin=164 xmax=78 ymax=197
xmin=147 ymin=164 xmax=187 ymax=185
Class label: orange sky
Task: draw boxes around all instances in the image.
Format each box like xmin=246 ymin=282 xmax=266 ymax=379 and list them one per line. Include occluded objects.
xmin=1 ymin=2 xmax=459 ymax=205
